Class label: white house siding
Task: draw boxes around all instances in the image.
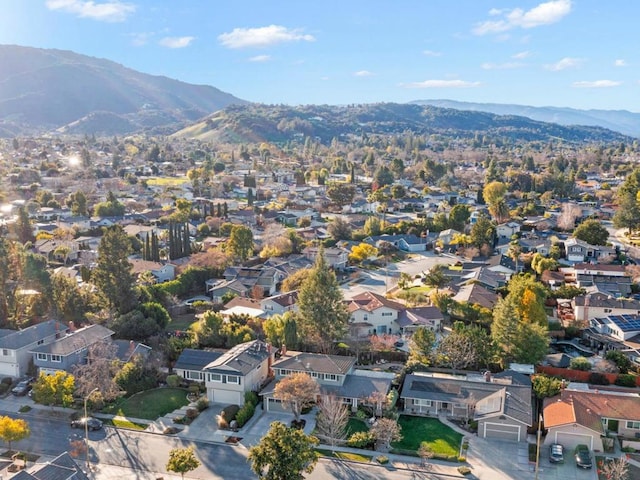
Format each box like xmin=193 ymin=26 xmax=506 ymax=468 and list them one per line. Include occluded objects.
xmin=350 ymin=306 xmax=399 ymax=335
xmin=479 ymin=418 xmax=524 ymax=442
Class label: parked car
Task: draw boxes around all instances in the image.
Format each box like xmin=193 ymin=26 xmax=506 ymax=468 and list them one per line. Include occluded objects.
xmin=71 ymin=417 xmax=103 ymax=431
xmin=574 ymin=444 xmax=592 ymax=469
xmin=549 ymin=443 xmax=564 ymax=463
xmin=11 ymin=377 xmax=34 ymax=396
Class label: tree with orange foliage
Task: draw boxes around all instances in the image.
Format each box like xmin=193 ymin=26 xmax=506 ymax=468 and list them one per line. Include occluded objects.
xmin=274 ymin=372 xmax=319 ymax=423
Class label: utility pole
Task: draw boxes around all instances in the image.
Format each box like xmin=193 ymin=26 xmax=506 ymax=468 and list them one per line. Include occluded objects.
xmin=534 ymin=413 xmax=542 ymax=479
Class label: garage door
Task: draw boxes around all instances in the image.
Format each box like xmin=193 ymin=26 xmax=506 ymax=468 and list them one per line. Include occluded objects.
xmin=483 ymin=422 xmax=521 ymax=441
xmin=267 ymin=397 xmax=288 ymax=413
xmin=554 ymin=432 xmax=593 ymax=451
xmin=212 ymin=389 xmax=242 ymax=405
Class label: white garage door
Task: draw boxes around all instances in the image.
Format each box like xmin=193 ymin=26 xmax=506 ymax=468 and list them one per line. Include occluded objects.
xmin=212 ymin=389 xmax=242 ymax=405
xmin=0 ymin=362 xmax=18 ymax=378
xmin=555 ymin=432 xmax=593 ymax=451
xmin=483 ymin=422 xmax=521 ymax=441
xmin=267 ymin=397 xmax=287 ymax=413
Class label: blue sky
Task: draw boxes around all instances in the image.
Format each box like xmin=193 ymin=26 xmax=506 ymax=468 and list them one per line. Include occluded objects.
xmin=1 ymin=0 xmax=640 ymax=111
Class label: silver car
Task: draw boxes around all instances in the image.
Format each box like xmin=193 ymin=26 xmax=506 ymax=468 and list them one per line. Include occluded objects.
xmin=549 ymin=443 xmax=564 ymax=463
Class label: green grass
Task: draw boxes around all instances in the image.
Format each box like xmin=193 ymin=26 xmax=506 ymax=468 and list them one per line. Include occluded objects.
xmin=405 ymin=285 xmax=433 ymax=295
xmin=103 ymin=388 xmax=189 ymax=420
xmin=168 ymin=313 xmax=197 ymax=332
xmin=316 ymin=449 xmax=372 ymax=463
xmin=391 ymin=416 xmax=463 ymax=457
xmin=103 ymin=418 xmax=148 ymax=430
xmin=347 ymin=418 xmax=369 ymax=435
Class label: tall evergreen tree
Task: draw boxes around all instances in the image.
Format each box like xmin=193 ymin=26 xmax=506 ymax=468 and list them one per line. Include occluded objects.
xmin=92 ymin=226 xmax=136 ymax=314
xmin=297 ymin=246 xmax=348 ymax=353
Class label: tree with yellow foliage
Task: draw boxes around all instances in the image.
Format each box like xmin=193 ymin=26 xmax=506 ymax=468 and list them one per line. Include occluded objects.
xmin=0 ymin=416 xmax=30 ymax=451
xmin=348 ymin=243 xmax=378 ymax=264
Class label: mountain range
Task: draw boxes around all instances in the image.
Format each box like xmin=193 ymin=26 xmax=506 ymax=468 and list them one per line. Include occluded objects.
xmin=411 ymin=99 xmax=640 ymax=138
xmin=0 ymin=45 xmax=638 ymax=143
xmin=0 ymin=45 xmax=246 ymax=136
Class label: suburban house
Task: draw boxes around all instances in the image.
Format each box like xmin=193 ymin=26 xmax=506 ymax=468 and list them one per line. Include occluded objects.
xmin=13 ymin=451 xmax=88 ymax=480
xmin=397 ymin=306 xmax=444 ymax=333
xmin=174 ymin=348 xmax=223 ymax=383
xmin=203 ymin=340 xmax=273 ymax=406
xmin=260 ymin=291 xmax=299 ymax=317
xmin=130 ymin=259 xmax=176 ymax=283
xmin=452 ymin=283 xmax=499 ymax=310
xmin=30 ymin=324 xmax=114 ymax=375
xmin=205 ymin=279 xmax=249 ymax=303
xmin=400 ymin=371 xmax=532 ymax=442
xmin=585 ymin=313 xmax=640 ymax=359
xmin=543 ymin=387 xmax=640 ymax=451
xmin=496 ymin=221 xmax=521 ymax=240
xmin=364 ymin=234 xmax=427 ymax=253
xmin=564 ymin=238 xmax=616 ymax=263
xmin=303 ymin=246 xmax=348 ymax=270
xmin=260 ymin=350 xmax=393 ymax=414
xmin=346 ymin=291 xmax=405 ymax=337
xmin=437 ymin=229 xmax=461 ymax=247
xmin=0 ymin=320 xmax=66 ymax=378
xmin=573 ymin=293 xmax=640 ymax=324
xmin=222 ymin=265 xmax=283 ymax=298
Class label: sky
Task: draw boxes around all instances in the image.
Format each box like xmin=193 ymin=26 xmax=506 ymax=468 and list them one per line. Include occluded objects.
xmin=1 ymin=0 xmax=640 ymax=111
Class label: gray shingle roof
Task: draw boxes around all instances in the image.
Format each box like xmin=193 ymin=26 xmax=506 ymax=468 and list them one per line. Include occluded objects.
xmin=204 ymin=340 xmax=270 ymax=375
xmin=30 ymin=324 xmax=113 ymax=356
xmin=0 ymin=320 xmax=63 ymax=350
xmin=273 ymin=352 xmax=356 ymax=375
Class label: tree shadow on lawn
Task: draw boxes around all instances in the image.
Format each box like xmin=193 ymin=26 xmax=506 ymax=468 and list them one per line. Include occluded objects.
xmin=392 ymin=416 xmax=463 ymax=457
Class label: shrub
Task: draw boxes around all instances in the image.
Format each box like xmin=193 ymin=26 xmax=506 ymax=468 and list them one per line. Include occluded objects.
xmin=1 ymin=377 xmax=12 ymax=386
xmin=376 ymin=455 xmax=389 ymax=465
xmin=186 ymin=408 xmax=198 ymax=420
xmin=458 ymin=466 xmax=471 ymax=475
xmin=163 ymin=426 xmax=179 ymax=435
xmin=244 ymin=391 xmax=259 ymax=407
xmin=0 ymin=384 xmax=9 ymax=394
xmin=589 ymin=372 xmax=610 ymax=385
xmin=196 ymin=398 xmax=210 ymax=412
xmin=19 ymin=405 xmax=31 ymax=413
xmin=188 ymin=384 xmax=200 ymax=395
xmin=221 ymin=404 xmax=240 ymax=423
xmin=615 ymin=374 xmax=637 ymax=387
xmin=235 ymin=402 xmax=256 ymax=428
xmin=347 ymin=431 xmax=375 ymax=449
xmin=570 ymin=356 xmax=592 ymax=371
xmin=166 ymin=375 xmax=181 ymax=388
xmin=355 ymin=409 xmax=368 ymax=421
xmin=173 ymin=415 xmax=185 ymax=424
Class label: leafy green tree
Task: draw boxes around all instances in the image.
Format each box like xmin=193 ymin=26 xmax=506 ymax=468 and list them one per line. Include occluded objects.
xmin=390 ymin=184 xmax=406 ymax=199
xmin=32 ymin=371 xmax=75 ymax=407
xmin=92 ymin=226 xmax=136 ymax=313
xmin=166 ymin=447 xmax=200 ymax=479
xmin=373 ymin=165 xmax=394 ymax=187
xmin=531 ymin=253 xmax=558 ymax=275
xmin=66 ymin=190 xmax=88 ymax=216
xmin=448 ymin=204 xmax=470 ymax=231
xmin=613 ymin=168 xmax=640 ymax=234
xmin=327 ymin=217 xmax=352 ymax=241
xmin=326 ymin=183 xmax=356 ymax=207
xmin=409 ymin=326 xmax=436 ymax=365
xmin=570 ymin=356 xmax=592 ymax=371
xmin=248 ymin=421 xmax=319 ymax=480
xmin=469 ymin=214 xmax=495 ymax=249
xmin=532 ymin=374 xmax=562 ymax=401
xmin=227 ymin=225 xmax=254 ymax=261
xmin=281 ymin=268 xmax=311 ymax=293
xmin=422 ymin=264 xmax=448 ymax=293
xmin=297 ymin=246 xmax=349 ymax=353
xmin=189 ymin=311 xmax=225 ymax=347
xmin=0 ymin=416 xmax=30 ymax=451
xmin=93 ymin=191 xmax=125 ymax=217
xmin=264 ymin=312 xmax=298 ymax=349
xmin=363 ymin=216 xmax=382 ymax=236
xmin=52 ymin=272 xmax=100 ymax=324
xmin=572 ymin=218 xmax=609 ymax=246
xmin=605 ymin=350 xmax=631 ymax=374
xmin=13 ymin=206 xmax=34 ymax=243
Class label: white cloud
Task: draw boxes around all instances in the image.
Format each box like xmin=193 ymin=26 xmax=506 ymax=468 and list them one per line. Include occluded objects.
xmin=473 ymin=0 xmax=571 ymax=35
xmin=158 ymin=36 xmax=194 ymax=49
xmin=481 ymin=62 xmax=524 ymax=70
xmin=614 ymin=59 xmax=627 ymax=67
xmin=512 ymin=50 xmax=531 ymax=59
xmin=545 ymin=57 xmax=582 ymax=71
xmin=572 ymin=80 xmax=622 ymax=88
xmin=46 ymin=0 xmax=135 ymax=22
xmin=423 ymin=50 xmax=442 ymax=57
xmin=218 ymin=25 xmax=315 ymax=49
xmin=354 ymin=70 xmax=374 ymax=77
xmin=249 ymin=55 xmax=271 ymax=62
xmin=129 ymin=32 xmax=152 ymax=46
xmin=401 ymin=79 xmax=481 ymax=88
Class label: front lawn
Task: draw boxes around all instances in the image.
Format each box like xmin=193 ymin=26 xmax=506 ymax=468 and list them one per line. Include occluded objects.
xmin=392 ymin=416 xmax=463 ymax=458
xmin=316 ymin=449 xmax=372 ymax=463
xmin=347 ymin=417 xmax=369 ymax=435
xmin=103 ymin=388 xmax=189 ymax=420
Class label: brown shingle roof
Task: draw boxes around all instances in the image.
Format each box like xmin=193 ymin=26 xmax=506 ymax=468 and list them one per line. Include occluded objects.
xmin=273 ymin=351 xmax=355 ymax=375
xmin=346 ymin=291 xmax=405 ymax=313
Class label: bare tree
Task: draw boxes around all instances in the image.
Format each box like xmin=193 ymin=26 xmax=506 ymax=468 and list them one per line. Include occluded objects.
xmin=274 ymin=372 xmax=320 ymax=423
xmin=600 ymin=456 xmax=629 ymax=480
xmin=557 ymin=203 xmax=582 ymax=231
xmin=418 ymin=442 xmax=434 ymax=468
xmin=316 ymin=394 xmax=349 ymax=449
xmin=365 ymin=391 xmax=389 ymax=418
xmin=369 ymin=417 xmax=402 ymax=451
xmin=435 ymin=331 xmax=477 ymax=375
xmin=71 ymin=340 xmax=122 ymax=401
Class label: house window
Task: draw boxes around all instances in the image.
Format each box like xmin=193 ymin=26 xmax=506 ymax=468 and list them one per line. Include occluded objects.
xmin=382 ymin=312 xmax=393 ymax=317
xmin=51 ymin=355 xmax=62 ymax=363
xmin=416 ymin=399 xmax=432 ymax=407
xmin=2 ymin=349 xmax=8 ymax=356
xmin=37 ymin=339 xmax=44 ymax=345
xmin=37 ymin=353 xmax=47 ymax=361
xmin=326 ymin=374 xmax=337 ymax=381
xmin=209 ymin=373 xmax=222 ymax=383
xmin=226 ymin=375 xmax=240 ymax=385
xmin=311 ymin=372 xmax=318 ymax=378
xmin=186 ymin=371 xmax=203 ymax=381
xmin=627 ymin=421 xmax=640 ymax=430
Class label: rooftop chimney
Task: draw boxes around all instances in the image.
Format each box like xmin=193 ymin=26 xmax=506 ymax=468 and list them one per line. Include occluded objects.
xmin=484 ymin=371 xmax=492 ymax=383
xmin=281 ymin=344 xmax=287 ymax=356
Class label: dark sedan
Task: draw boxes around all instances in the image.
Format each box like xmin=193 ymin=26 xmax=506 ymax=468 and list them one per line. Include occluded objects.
xmin=70 ymin=417 xmax=103 ymax=431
